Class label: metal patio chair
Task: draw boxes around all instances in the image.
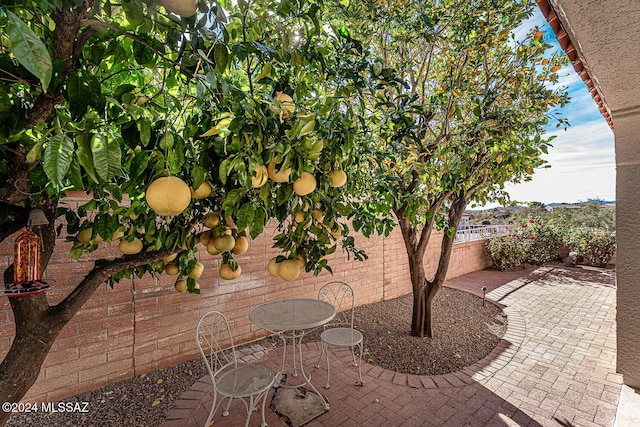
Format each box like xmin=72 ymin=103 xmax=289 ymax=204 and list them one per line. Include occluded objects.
xmin=315 ymin=281 xmax=364 ymax=388
xmin=196 ymin=311 xmax=276 ymax=427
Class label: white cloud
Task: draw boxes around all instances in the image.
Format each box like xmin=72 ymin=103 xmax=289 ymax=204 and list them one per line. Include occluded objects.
xmin=500 ymin=120 xmax=615 ymax=205
xmin=484 ymin=8 xmax=617 ymax=207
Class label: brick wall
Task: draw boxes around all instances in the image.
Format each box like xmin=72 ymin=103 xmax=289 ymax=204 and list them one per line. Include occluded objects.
xmin=0 ymin=194 xmax=492 ymax=402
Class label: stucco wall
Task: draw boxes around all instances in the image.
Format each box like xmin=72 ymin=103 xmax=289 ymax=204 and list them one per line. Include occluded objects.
xmin=0 ymin=194 xmax=493 ymax=402
xmin=614 ymin=112 xmax=640 ymax=388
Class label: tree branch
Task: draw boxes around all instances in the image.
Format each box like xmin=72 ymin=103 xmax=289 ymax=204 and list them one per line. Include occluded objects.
xmin=415 ymin=191 xmax=451 ymax=256
xmin=47 ymin=248 xmax=180 ymax=325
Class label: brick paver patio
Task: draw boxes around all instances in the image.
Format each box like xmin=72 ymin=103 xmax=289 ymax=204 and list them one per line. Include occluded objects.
xmin=161 ymin=265 xmax=624 ymax=427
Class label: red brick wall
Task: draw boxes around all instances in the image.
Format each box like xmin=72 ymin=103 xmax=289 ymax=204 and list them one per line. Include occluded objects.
xmin=0 ymin=194 xmax=492 ymax=402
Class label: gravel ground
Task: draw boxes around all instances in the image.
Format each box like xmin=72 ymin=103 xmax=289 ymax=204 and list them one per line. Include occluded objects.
xmin=7 ymin=287 xmax=504 ymax=426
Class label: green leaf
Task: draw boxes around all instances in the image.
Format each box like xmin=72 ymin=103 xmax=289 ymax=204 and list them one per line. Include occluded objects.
xmin=139 ymin=119 xmax=151 ymax=146
xmin=219 ymin=158 xmax=230 ymax=184
xmin=236 ymin=203 xmax=255 ymax=230
xmin=43 ymin=134 xmax=74 ymax=186
xmin=66 ymin=157 xmax=84 ymax=189
xmin=66 ymin=72 xmax=101 ymax=117
xmin=214 ymin=43 xmax=229 ymax=74
xmin=250 ymin=208 xmax=266 ymax=239
xmin=191 ymin=165 xmax=205 ymax=189
xmin=276 ymin=184 xmax=293 ymax=206
xmin=91 ymin=131 xmax=122 ymax=181
xmin=26 ymin=138 xmax=45 ymax=163
xmin=129 ymin=150 xmax=148 ymax=179
xmin=95 ymin=213 xmax=117 ymax=241
xmin=76 ymin=133 xmax=99 ymax=183
xmin=6 ymin=11 xmax=52 ymax=91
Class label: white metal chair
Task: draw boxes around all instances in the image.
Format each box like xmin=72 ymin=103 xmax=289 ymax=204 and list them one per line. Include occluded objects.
xmin=315 ymin=281 xmax=364 ymax=388
xmin=196 ymin=311 xmax=276 ymax=427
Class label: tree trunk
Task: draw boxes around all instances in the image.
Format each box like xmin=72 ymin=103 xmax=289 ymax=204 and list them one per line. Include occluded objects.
xmin=0 ymin=296 xmax=65 ymax=424
xmin=402 ymin=196 xmax=470 ymax=338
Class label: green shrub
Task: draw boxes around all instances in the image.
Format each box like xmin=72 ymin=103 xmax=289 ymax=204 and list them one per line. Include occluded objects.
xmin=486 ymin=216 xmax=616 ymax=270
xmin=486 ymin=234 xmax=527 ymax=270
xmin=564 ymin=226 xmax=616 ymax=267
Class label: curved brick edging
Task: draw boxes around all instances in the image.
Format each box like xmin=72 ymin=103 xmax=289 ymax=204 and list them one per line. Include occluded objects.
xmin=357 ymin=306 xmax=525 ymax=389
xmin=162 ymin=305 xmax=527 ymax=427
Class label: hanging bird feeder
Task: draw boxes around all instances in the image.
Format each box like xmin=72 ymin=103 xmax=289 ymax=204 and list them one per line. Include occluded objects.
xmin=5 ymin=209 xmax=50 ymax=297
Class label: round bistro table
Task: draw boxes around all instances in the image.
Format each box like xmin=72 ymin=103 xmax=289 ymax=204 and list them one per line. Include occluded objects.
xmin=249 ymin=298 xmax=336 ymax=409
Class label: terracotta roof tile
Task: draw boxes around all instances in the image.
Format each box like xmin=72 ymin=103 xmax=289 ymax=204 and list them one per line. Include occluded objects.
xmin=536 ymin=0 xmax=614 ymax=129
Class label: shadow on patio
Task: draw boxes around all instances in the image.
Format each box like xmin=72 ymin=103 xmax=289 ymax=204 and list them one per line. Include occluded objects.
xmin=161 ymin=265 xmax=625 ymax=427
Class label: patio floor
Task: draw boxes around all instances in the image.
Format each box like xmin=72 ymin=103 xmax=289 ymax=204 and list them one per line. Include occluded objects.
xmin=160 ymin=265 xmax=640 ymax=427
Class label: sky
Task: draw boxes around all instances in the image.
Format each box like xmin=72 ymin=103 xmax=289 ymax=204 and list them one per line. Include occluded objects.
xmin=481 ymin=10 xmax=616 ymax=208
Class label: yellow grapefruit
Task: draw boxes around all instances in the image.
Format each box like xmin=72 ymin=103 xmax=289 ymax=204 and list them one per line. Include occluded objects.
xmin=118 ymin=238 xmax=143 ymax=255
xmin=203 ymin=212 xmax=220 ymax=228
xmin=278 ymin=259 xmax=301 ymax=281
xmin=190 ymin=182 xmax=212 ymax=199
xmin=293 ymin=172 xmax=317 ymax=196
xmin=219 ymin=264 xmax=241 ymax=280
xmin=200 ymin=230 xmax=213 ymax=246
xmin=159 ymin=0 xmax=197 ymax=17
xmin=174 ymin=279 xmax=188 ymax=293
xmin=163 ymin=253 xmax=178 ymax=264
xmin=77 ymin=228 xmax=93 ymax=244
xmin=267 ymin=161 xmax=292 ymax=183
xmin=233 ymin=236 xmax=249 ymax=255
xmin=252 ymin=165 xmax=269 ymax=188
xmin=267 ymin=257 xmax=280 ymax=277
xmin=327 ymin=169 xmax=347 ymax=187
xmin=111 ymin=229 xmax=125 ymax=243
xmin=310 ymin=209 xmax=324 ymax=224
xmin=146 ymin=176 xmax=191 ymax=216
xmin=206 ymin=240 xmax=222 ymax=255
xmin=188 ymin=262 xmax=204 ymax=279
xmin=213 ymin=234 xmax=235 ymax=252
xmin=165 ymin=264 xmax=180 ymax=275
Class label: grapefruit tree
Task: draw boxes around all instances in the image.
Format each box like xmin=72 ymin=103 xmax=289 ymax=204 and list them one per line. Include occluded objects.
xmin=0 ymin=0 xmax=366 ymax=416
xmin=339 ymin=0 xmax=569 ymax=337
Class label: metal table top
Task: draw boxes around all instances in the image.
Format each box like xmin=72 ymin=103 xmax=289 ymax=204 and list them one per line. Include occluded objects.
xmin=249 ymin=298 xmax=336 ymax=332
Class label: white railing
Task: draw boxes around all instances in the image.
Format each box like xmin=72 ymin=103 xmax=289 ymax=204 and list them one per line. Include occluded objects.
xmin=454 ymin=224 xmax=511 ymax=243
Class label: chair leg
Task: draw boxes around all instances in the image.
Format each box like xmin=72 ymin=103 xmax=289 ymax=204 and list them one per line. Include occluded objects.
xmin=205 ymin=390 xmax=218 ymax=427
xmin=315 ymin=342 xmax=326 ymax=369
xmin=350 ymin=345 xmax=358 ymax=367
xmin=355 ymin=342 xmax=364 ymax=386
xmin=244 ymin=396 xmax=254 ymax=427
xmin=324 ymin=344 xmax=331 ymax=389
xmin=223 ymin=397 xmax=232 ymax=416
xmin=260 ymin=388 xmax=270 ymax=427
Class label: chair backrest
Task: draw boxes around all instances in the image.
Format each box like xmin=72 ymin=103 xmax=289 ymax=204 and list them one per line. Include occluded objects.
xmin=318 ymin=281 xmax=355 ymax=328
xmin=195 ymin=311 xmax=238 ymax=380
